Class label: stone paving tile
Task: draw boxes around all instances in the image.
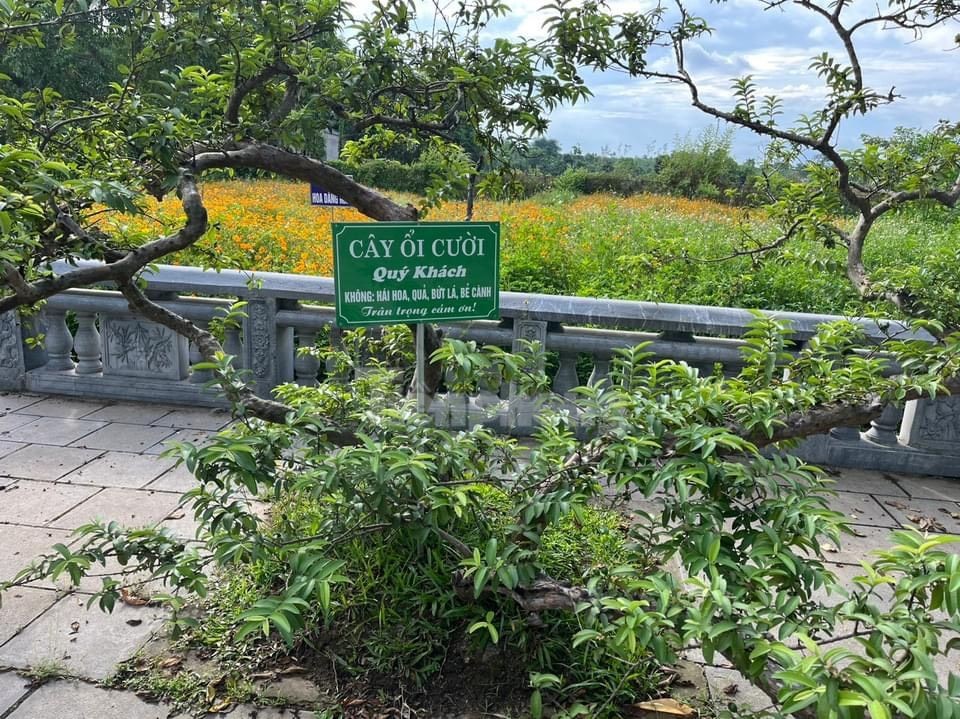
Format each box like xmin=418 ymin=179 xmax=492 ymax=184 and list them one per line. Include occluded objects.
xmin=81 ymin=403 xmax=177 ymax=425
xmin=0 ymin=587 xmax=59 ymax=646
xmin=59 ymin=452 xmax=175 ymax=489
xmin=2 ymin=417 xmax=107 ymax=447
xmin=157 ymin=508 xmax=201 ymax=541
xmin=147 ymin=464 xmax=199 ymax=494
xmin=0 ymin=440 xmax=25 ymax=460
xmin=0 ymin=394 xmax=42 ymax=413
xmin=17 ymin=397 xmax=105 ymax=419
xmin=143 ymin=429 xmax=215 ymax=455
xmin=50 ymin=487 xmax=182 ymax=530
xmin=824 ymin=521 xmax=905 ymax=565
xmin=0 ymin=414 xmax=40 ymax=435
xmin=0 ymin=445 xmax=102 ymax=481
xmin=880 ymin=495 xmax=960 ymax=534
xmin=6 ymin=679 xmax=171 ymax=718
xmin=70 ymin=423 xmax=176 ymax=452
xmin=0 ymin=480 xmax=98 ymax=525
xmin=830 ymin=491 xmax=901 ymax=528
xmin=0 ymin=595 xmax=167 ymax=680
xmin=0 ymin=525 xmax=72 ymax=582
xmin=823 ymin=466 xmax=909 ymax=496
xmin=0 ymin=671 xmax=31 ymax=715
xmin=153 ymin=408 xmax=232 ymax=431
xmin=894 ymin=474 xmax=960 ymax=502
xmin=704 ymin=665 xmax=772 ymax=712
xmin=225 ymin=706 xmax=317 ymax=718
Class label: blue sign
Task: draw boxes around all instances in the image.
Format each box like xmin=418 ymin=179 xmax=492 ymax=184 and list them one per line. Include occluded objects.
xmin=311 ymin=183 xmax=351 ymax=207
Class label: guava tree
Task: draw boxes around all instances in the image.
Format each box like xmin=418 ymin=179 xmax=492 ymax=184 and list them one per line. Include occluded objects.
xmin=545 ymin=0 xmax=960 ymax=325
xmin=5 ymin=1 xmax=960 ymax=716
xmin=0 ymin=0 xmax=586 ymax=413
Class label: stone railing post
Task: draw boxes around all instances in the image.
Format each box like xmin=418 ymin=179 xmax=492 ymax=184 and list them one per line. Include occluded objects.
xmin=223 ymin=324 xmax=243 ymax=366
xmin=189 ymin=321 xmax=213 ymax=384
xmin=552 ymin=347 xmax=580 ymax=399
xmin=275 ymin=300 xmax=298 ymax=384
xmin=0 ymin=311 xmax=26 ymax=390
xmin=73 ymin=312 xmax=102 ymax=374
xmin=43 ymin=309 xmax=75 ymax=371
xmin=588 ymin=357 xmax=611 ymax=386
xmin=295 ymin=329 xmax=319 ymax=385
xmin=325 ymin=326 xmax=347 ymax=380
xmin=242 ymin=297 xmax=280 ymax=398
xmin=863 ymin=404 xmax=904 ymax=446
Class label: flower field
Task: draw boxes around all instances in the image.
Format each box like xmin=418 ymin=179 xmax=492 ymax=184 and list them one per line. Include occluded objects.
xmin=114 ymin=179 xmax=959 ymax=316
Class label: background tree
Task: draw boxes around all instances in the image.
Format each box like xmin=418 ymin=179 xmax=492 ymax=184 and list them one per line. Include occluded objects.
xmin=0 ymin=0 xmax=586 ymax=412
xmin=545 ymin=0 xmax=960 ymax=326
xmin=5 ymin=1 xmax=960 ymax=716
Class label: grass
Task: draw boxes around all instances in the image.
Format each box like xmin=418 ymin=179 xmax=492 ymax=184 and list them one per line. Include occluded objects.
xmin=104 ymin=178 xmax=960 ymax=319
xmin=105 ymin=483 xmax=651 ymax=718
xmin=20 ymin=660 xmax=67 ymax=685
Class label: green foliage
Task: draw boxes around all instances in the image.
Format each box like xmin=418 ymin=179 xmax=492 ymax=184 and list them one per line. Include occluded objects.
xmin=553 ymin=168 xmax=649 ymax=196
xmin=9 ymin=320 xmax=960 ymax=716
xmin=653 ymin=127 xmax=755 ymax=202
xmin=0 ymin=0 xmax=592 ymax=303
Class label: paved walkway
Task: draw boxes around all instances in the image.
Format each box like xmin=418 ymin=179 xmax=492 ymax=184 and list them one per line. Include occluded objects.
xmin=1 ymin=392 xmax=960 ymax=716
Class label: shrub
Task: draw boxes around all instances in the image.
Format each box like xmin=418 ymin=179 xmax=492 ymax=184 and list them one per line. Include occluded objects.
xmin=9 ymin=320 xmax=960 ymax=717
xmin=554 ymin=168 xmax=650 ymax=196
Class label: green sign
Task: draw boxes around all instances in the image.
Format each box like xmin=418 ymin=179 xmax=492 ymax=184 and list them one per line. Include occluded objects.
xmin=332 ymin=222 xmax=500 ymax=327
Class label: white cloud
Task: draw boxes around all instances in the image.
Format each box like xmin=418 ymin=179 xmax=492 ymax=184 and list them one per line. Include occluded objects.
xmin=345 ymin=0 xmax=957 ymax=156
xmin=915 ymin=93 xmax=957 ymax=108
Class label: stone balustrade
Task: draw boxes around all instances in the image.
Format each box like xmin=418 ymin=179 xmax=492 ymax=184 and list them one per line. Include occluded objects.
xmin=1 ymin=260 xmax=958 ymax=477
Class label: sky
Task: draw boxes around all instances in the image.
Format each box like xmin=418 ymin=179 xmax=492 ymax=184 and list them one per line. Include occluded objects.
xmin=410 ymin=0 xmax=960 ymax=159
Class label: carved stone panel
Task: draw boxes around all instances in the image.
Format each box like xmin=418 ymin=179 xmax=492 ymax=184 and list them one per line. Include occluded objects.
xmin=0 ymin=311 xmax=26 ymax=389
xmin=900 ymin=397 xmax=960 ymax=453
xmin=242 ymin=298 xmax=279 ymax=397
xmin=512 ymin=320 xmax=547 ymax=352
xmin=101 ymin=317 xmax=189 ymax=380
xmin=509 ymin=320 xmax=548 ymax=406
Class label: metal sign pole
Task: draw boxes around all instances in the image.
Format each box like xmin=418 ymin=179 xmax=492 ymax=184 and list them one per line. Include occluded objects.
xmin=416 ymin=322 xmax=426 ymax=414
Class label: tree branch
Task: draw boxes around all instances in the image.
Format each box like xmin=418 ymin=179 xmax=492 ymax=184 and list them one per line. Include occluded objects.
xmin=0 ymin=174 xmax=207 ymax=314
xmin=190 ymin=142 xmax=418 ymax=221
xmin=225 ymin=64 xmax=292 ymax=125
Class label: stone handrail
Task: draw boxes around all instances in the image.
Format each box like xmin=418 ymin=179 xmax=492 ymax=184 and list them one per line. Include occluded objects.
xmin=0 ymin=260 xmax=955 ymax=476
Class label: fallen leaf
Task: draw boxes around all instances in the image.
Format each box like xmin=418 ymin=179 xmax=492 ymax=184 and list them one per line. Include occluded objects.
xmin=208 ymin=698 xmax=232 ymax=713
xmin=822 ymin=543 xmax=838 ymax=553
xmin=922 ymin=518 xmax=946 ymax=532
xmin=120 ymin=588 xmax=149 ymax=607
xmin=626 ymin=697 xmax=696 ymax=717
xmin=159 ymin=657 xmax=182 ymax=669
xmin=165 ymin=509 xmax=186 ymax=520
xmin=906 ymin=513 xmax=946 ymax=532
xmin=723 ymin=684 xmax=739 ymax=696
xmin=126 ymin=619 xmax=143 ymax=627
xmin=886 ymin=500 xmax=909 ymax=510
xmin=277 ymin=664 xmax=306 ymax=675
xmin=205 ymin=676 xmax=225 ymax=703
